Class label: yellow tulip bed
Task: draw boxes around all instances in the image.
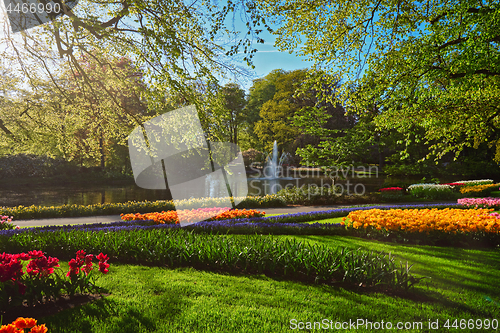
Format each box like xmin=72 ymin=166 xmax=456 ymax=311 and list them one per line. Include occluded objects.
xmin=460 ymin=183 xmax=500 ymax=195
xmin=342 ymin=208 xmax=500 ymax=246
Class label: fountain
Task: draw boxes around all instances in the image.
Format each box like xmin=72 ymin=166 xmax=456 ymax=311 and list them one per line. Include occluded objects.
xmin=248 ymin=141 xmax=298 ymax=195
xmin=265 ymin=140 xmax=279 ymax=179
xmin=261 ymin=140 xmax=295 ymax=180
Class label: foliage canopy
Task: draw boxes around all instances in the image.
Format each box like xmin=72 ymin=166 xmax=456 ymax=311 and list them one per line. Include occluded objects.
xmin=259 ymin=0 xmax=500 ymax=162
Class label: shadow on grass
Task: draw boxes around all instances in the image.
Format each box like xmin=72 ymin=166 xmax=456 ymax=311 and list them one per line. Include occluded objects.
xmin=287 ymin=234 xmax=500 ymax=298
xmin=42 ymin=296 xmax=158 ymax=333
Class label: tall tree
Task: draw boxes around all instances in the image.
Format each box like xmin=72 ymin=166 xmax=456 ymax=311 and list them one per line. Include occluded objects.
xmin=0 ymin=53 xmax=149 ymax=171
xmin=253 ymin=69 xmax=308 ymax=152
xmin=241 ymin=70 xmax=285 ymax=151
xmin=199 ymin=82 xmax=247 ymax=145
xmin=0 ymin=0 xmax=270 ymax=114
xmin=64 ymin=54 xmax=148 ymax=169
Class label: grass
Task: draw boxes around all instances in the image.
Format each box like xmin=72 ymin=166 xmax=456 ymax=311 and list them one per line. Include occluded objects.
xmin=5 ymin=209 xmax=500 ymax=332
xmin=306 ymin=216 xmax=344 ymax=224
xmin=33 ymin=236 xmax=500 ymax=333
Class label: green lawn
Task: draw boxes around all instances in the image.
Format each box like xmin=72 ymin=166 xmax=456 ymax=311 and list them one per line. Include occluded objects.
xmin=31 ymin=232 xmax=500 ymax=333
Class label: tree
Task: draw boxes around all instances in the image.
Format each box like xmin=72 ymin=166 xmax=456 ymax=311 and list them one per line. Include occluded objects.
xmin=252 ymin=69 xmax=353 ymax=159
xmin=253 ymin=69 xmax=309 ymax=152
xmin=0 ymin=53 xmax=149 ymax=172
xmin=0 ymin=0 xmax=272 ymax=164
xmin=63 ymin=54 xmax=148 ymax=169
xmin=202 ymin=83 xmax=246 ymax=146
xmin=240 ymin=70 xmax=284 ymax=151
xmin=0 ymin=0 xmax=270 ymax=111
xmin=258 ymin=0 xmax=500 ymax=162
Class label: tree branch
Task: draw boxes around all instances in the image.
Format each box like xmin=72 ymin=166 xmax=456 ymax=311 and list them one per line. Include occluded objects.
xmin=429 ymin=6 xmax=495 ymax=24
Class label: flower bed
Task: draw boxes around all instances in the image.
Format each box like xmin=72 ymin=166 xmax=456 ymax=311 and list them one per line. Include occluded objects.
xmin=0 ymin=227 xmax=422 ymax=291
xmin=379 ymin=187 xmax=403 ymax=192
xmin=342 ymin=208 xmax=500 ymax=246
xmin=0 ymin=203 xmax=464 ymax=239
xmin=459 ymin=183 xmax=500 ymax=196
xmin=458 ymin=197 xmax=500 ymax=209
xmin=0 ymin=195 xmax=285 ymax=220
xmin=0 ymin=215 xmax=17 ymax=230
xmin=455 ymin=179 xmax=494 ymax=186
xmin=343 ymin=208 xmax=500 ymax=234
xmin=120 ymin=208 xmax=265 ymax=225
xmin=0 ymin=250 xmax=109 ymax=311
xmin=407 ymin=184 xmax=456 ymax=200
xmin=0 ymin=317 xmax=48 ymax=332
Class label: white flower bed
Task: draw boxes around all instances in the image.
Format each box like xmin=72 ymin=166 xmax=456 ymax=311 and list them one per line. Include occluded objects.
xmin=407 ymin=184 xmax=452 ymax=191
xmin=454 ymin=179 xmax=494 ymax=186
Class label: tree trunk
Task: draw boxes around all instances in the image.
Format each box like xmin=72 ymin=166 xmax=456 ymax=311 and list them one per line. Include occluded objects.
xmin=100 ymin=132 xmax=105 ymax=169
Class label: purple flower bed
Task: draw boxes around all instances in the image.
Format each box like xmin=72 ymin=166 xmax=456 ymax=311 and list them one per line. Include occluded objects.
xmin=0 ymin=203 xmax=462 ymax=237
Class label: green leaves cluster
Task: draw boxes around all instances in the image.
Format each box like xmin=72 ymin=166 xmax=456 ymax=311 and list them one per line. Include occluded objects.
xmin=258 ymin=0 xmax=500 ymax=162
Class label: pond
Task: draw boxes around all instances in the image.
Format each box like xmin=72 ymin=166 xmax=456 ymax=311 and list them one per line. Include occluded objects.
xmin=0 ymin=170 xmax=389 ymax=207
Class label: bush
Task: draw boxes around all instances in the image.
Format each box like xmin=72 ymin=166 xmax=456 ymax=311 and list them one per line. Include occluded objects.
xmin=383 ymin=163 xmax=436 ymax=177
xmin=0 ymin=154 xmax=82 ymax=179
xmin=458 ymin=197 xmax=500 ymax=209
xmin=242 ymin=149 xmax=266 ymax=167
xmin=378 ymin=187 xmax=404 ymax=201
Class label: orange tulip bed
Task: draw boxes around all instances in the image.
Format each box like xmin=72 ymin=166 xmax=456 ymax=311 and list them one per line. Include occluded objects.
xmin=342 ymin=208 xmax=500 ymax=246
xmin=0 ymin=317 xmax=48 ymax=333
xmin=120 ymin=207 xmax=265 ymax=225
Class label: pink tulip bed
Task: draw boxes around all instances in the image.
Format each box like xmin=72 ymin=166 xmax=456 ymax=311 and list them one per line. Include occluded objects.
xmin=458 ymin=197 xmax=500 ymax=209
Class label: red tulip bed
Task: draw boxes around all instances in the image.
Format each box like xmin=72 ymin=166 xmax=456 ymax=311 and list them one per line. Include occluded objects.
xmin=1 ymin=250 xmax=110 ymax=330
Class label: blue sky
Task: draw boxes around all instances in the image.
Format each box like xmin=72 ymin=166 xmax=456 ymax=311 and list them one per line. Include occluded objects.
xmin=236 ymin=41 xmax=314 ymax=91
xmin=249 ymin=36 xmax=313 ymax=78
xmin=228 ymin=19 xmax=315 ymax=92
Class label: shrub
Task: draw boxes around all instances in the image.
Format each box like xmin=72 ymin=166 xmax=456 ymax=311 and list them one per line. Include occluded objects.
xmin=378 ymin=187 xmax=404 ymax=201
xmin=407 ymin=184 xmax=457 ymax=200
xmin=276 ymin=185 xmax=340 ymax=205
xmin=242 ymin=149 xmax=265 ymax=167
xmin=0 ymin=154 xmax=82 ymax=179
